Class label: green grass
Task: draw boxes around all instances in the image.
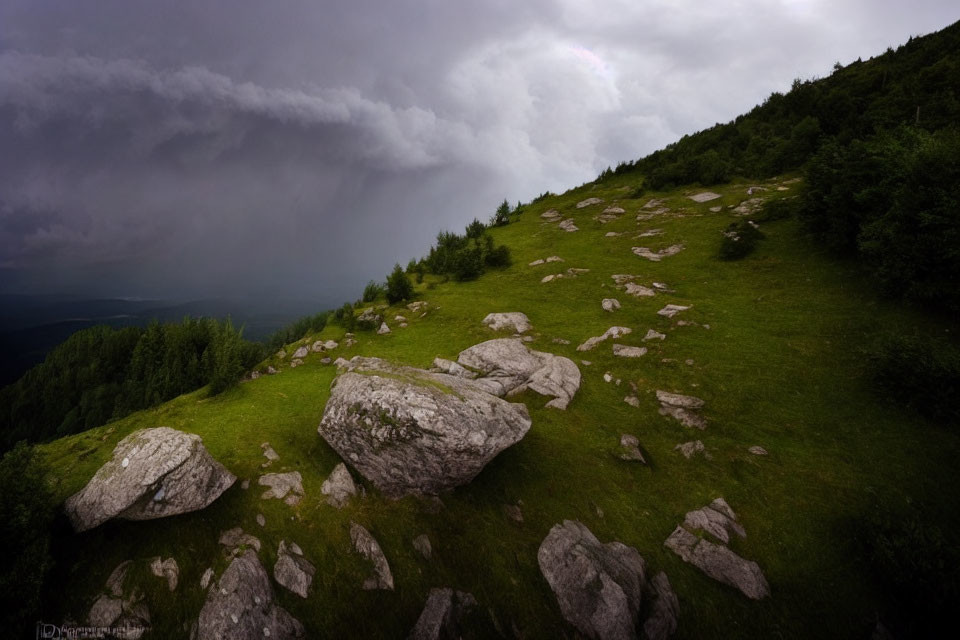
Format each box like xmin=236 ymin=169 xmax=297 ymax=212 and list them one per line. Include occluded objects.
xmin=38 ymin=174 xmax=960 ymax=638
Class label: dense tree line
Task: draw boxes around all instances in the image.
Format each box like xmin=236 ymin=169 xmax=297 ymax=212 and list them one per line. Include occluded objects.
xmin=0 ymin=318 xmax=263 ymax=450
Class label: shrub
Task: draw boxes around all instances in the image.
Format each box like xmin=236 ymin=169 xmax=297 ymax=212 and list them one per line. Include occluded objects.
xmin=491 ymin=199 xmax=511 ymax=226
xmin=465 ymin=218 xmax=486 ymax=239
xmin=718 ymin=220 xmax=764 ymax=260
xmin=362 ymin=280 xmax=384 ymax=303
xmin=864 ymin=331 xmax=960 ymax=422
xmin=0 ymin=442 xmax=55 ymax=635
xmin=336 ymin=302 xmax=356 ymax=331
xmin=385 ymin=263 xmax=414 ymax=304
xmin=754 ymin=195 xmax=802 ymax=222
xmin=484 ymin=244 xmax=512 ymax=268
xmin=452 ymin=247 xmax=485 ymax=281
xmin=628 ymin=184 xmax=646 ymax=199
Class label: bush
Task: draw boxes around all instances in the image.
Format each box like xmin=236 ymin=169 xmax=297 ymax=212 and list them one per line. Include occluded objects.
xmin=452 ymin=247 xmax=485 ymax=281
xmin=362 ymin=280 xmax=384 ymax=303
xmin=0 ymin=442 xmax=55 ymax=635
xmin=754 ymin=195 xmax=802 ymax=222
xmin=718 ymin=220 xmax=765 ymax=260
xmin=385 ymin=263 xmax=414 ymax=304
xmin=484 ymin=244 xmax=512 ymax=268
xmin=491 ymin=199 xmax=511 ymax=226
xmin=336 ymin=302 xmax=356 ymax=331
xmin=864 ymin=331 xmax=960 ymax=422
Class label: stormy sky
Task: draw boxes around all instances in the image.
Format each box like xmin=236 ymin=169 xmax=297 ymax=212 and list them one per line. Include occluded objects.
xmin=0 ymin=1 xmax=956 ymax=306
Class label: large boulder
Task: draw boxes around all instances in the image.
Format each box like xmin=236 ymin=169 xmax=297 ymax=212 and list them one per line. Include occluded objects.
xmin=65 ymin=427 xmax=235 ymax=532
xmin=456 ymin=338 xmax=581 ymax=410
xmin=318 ymin=356 xmax=531 ymax=497
xmin=537 ymin=520 xmax=647 ymax=640
xmin=194 ymin=550 xmax=304 ymax=639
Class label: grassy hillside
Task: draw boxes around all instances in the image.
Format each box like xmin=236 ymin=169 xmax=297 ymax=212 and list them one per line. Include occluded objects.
xmin=37 ymin=173 xmax=960 ymax=638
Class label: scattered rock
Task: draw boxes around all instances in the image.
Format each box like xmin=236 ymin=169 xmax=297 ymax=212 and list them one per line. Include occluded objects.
xmin=321 ymin=357 xmax=332 ymax=364
xmin=261 ymin=443 xmax=280 ymax=462
xmin=636 ymin=228 xmax=664 ymax=238
xmin=603 ymin=372 xmax=613 ymax=383
xmin=643 ymin=572 xmax=680 ymax=640
xmin=675 ymin=440 xmax=707 ymax=459
xmin=541 ymin=209 xmax=561 ymax=220
xmin=688 ymin=192 xmax=721 ymax=203
xmin=657 ymin=304 xmax=690 ymax=318
xmin=292 ymin=346 xmax=309 ymax=359
xmin=395 ymin=315 xmax=407 ymax=323
xmin=200 ymin=568 xmax=214 ymax=590
xmin=408 ymin=301 xmax=428 ymax=313
xmin=320 ymin=463 xmax=357 ymax=508
xmin=577 ymin=326 xmax=631 ymax=351
xmin=483 ymin=312 xmax=532 ymax=333
xmin=623 ymin=395 xmax=640 ymax=408
xmin=149 ymin=556 xmax=179 ymax=591
xmin=432 ymin=357 xmax=478 ymax=379
xmin=541 ymin=274 xmax=561 ymax=283
xmin=602 ymin=298 xmax=621 ymax=312
xmin=633 ymin=245 xmax=685 ymax=261
xmin=658 ymin=391 xmax=707 ymax=429
xmin=457 ymin=339 xmax=582 ymax=410
xmin=558 ymin=219 xmax=579 ymax=232
xmin=377 ymin=322 xmax=391 ymax=335
xmin=259 ymin=472 xmax=304 ymax=503
xmin=644 ymin=329 xmax=666 ymax=341
xmin=350 ymin=522 xmax=394 ymax=590
xmin=611 ymin=274 xmax=641 ymax=285
xmin=537 ymin=520 xmax=647 ymax=640
xmin=545 ymin=256 xmax=564 ymax=263
xmin=605 ymin=231 xmax=624 ymax=237
xmin=413 ymin=534 xmax=432 ymax=560
xmin=613 ymin=344 xmax=647 ymax=358
xmin=709 ymin=206 xmax=722 ymax=212
xmin=504 ymin=503 xmax=524 ymax=523
xmin=619 ymin=434 xmax=646 ymax=463
xmin=733 ymin=198 xmax=764 ymax=216
xmin=581 ymin=360 xmax=592 ymax=366
xmin=219 ymin=526 xmax=262 ymax=553
xmin=241 ymin=479 xmax=250 ymax=490
xmin=276 ymin=349 xmax=287 ymax=359
xmin=256 ymin=513 xmax=266 ymax=527
xmin=529 ymin=258 xmax=544 ymax=266
xmin=748 ymin=446 xmax=768 ymax=456
xmin=65 ymin=427 xmax=236 ymax=532
xmin=274 ymin=540 xmax=316 ymax=598
xmin=624 ymin=282 xmax=656 ymax=297
xmin=576 ymin=197 xmax=604 ymax=208
xmin=290 ymin=358 xmax=304 ymax=368
xmin=603 ymin=206 xmax=625 ymax=214
xmin=683 ymin=498 xmax=745 ymax=544
xmin=318 ymin=355 xmax=532 ymax=497
xmin=664 ymin=500 xmax=769 ymax=600
xmin=552 ymin=338 xmax=571 ymax=345
xmin=567 ymin=267 xmax=590 ymax=276
xmin=408 ymin=588 xmax=478 ymax=640
xmin=359 ymin=307 xmax=383 ymax=326
xmin=194 ymin=550 xmax=304 ymax=639
xmin=266 ymin=366 xmax=278 ymax=375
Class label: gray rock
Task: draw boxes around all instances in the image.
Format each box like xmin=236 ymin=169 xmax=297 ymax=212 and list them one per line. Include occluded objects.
xmin=632 ymin=245 xmax=685 ymax=262
xmin=407 ymin=301 xmax=428 ymax=313
xmin=545 ymin=255 xmax=564 ymax=263
xmin=683 ymin=498 xmax=745 ymax=544
xmin=274 ymin=540 xmax=315 ymax=598
xmin=431 ymin=357 xmax=477 ymax=379
xmin=65 ymin=427 xmax=236 ymax=532
xmin=408 ymin=587 xmax=478 ymax=640
xmin=674 ymin=441 xmax=707 ymax=459
xmin=292 ymin=346 xmax=309 ymax=359
xmin=643 ymin=572 xmax=679 ymax=640
xmin=656 ymin=392 xmax=704 ymax=409
xmin=558 ymin=218 xmax=579 ymax=232
xmin=318 ymin=356 xmax=531 ymax=497
xmin=88 ymin=594 xmax=123 ymax=627
xmin=259 ymin=472 xmax=304 ymax=502
xmin=219 ymin=527 xmax=262 ymax=552
xmin=610 ymin=274 xmax=641 ymax=285
xmin=577 ymin=326 xmax=632 ymax=351
xmin=748 ymin=446 xmax=768 ymax=456
xmin=603 ymin=206 xmax=626 ymax=214
xmin=89 ymin=561 xmax=150 ymax=636
xmin=359 ymin=307 xmax=383 ymax=326
xmin=619 ymin=434 xmax=646 ymax=463
xmin=200 ymin=568 xmax=214 ymax=590
xmin=266 ymin=365 xmax=278 ymax=375
xmin=289 ymin=358 xmax=304 ymax=368
xmin=613 ymin=344 xmax=647 ymax=358
xmin=687 ymin=192 xmax=721 ymax=203
xmin=664 ymin=526 xmax=769 ymax=600
xmin=504 ymin=503 xmax=524 ymax=523
xmin=540 ymin=209 xmax=561 ymax=220
xmin=602 ymin=298 xmax=621 ymax=312
xmin=636 ymin=228 xmax=664 ymax=238
xmin=541 ymin=273 xmax=562 ymax=283
xmin=457 ymin=338 xmax=581 ymax=410
xmin=483 ymin=312 xmax=533 ymax=333
xmin=658 ymin=391 xmax=706 ymax=430
xmin=241 ymin=479 xmax=250 ymax=490
xmin=529 ymin=258 xmax=545 ymax=266
xmin=321 ymin=462 xmax=357 ymax=508
xmin=395 ymin=315 xmax=407 ymax=323
xmin=276 ymin=349 xmax=286 ymax=359
xmin=194 ymin=550 xmax=304 ymax=639
xmin=413 ymin=534 xmax=432 ymax=560
xmin=261 ymin=443 xmax=280 ymax=462
xmin=643 ymin=330 xmax=666 ymax=341
xmin=377 ymin=322 xmax=391 ymax=335
xmin=624 ymin=283 xmax=656 ymax=297
xmin=350 ymin=522 xmax=394 ymax=590
xmin=576 ymin=197 xmax=604 ymax=208
xmin=623 ymin=395 xmax=640 ymax=408
xmin=256 ymin=513 xmax=266 ymax=527
xmin=149 ymin=556 xmax=179 ymax=591
xmin=105 ymin=560 xmax=132 ymax=597
xmin=538 ymin=520 xmax=647 ymax=640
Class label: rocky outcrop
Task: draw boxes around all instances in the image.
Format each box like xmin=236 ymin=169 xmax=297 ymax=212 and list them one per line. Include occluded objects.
xmin=688 ymin=192 xmax=721 ymax=203
xmin=577 ymin=327 xmax=632 ymax=351
xmin=431 ymin=357 xmax=477 ymax=379
xmin=538 ymin=520 xmax=655 ymax=640
xmin=219 ymin=526 xmax=262 ymax=553
xmin=482 ymin=312 xmax=533 ymax=333
xmin=149 ymin=556 xmax=179 ymax=591
xmin=558 ymin=218 xmax=579 ymax=232
xmin=457 ymin=338 xmax=581 ymax=410
xmin=320 ymin=463 xmax=357 ymax=508
xmin=602 ymin=298 xmax=621 ymax=312
xmin=292 ymin=346 xmax=309 ymax=359
xmin=632 ymin=245 xmax=685 ymax=262
xmin=408 ymin=588 xmax=478 ymax=640
xmin=318 ymin=355 xmax=531 ymax=497
xmin=65 ymin=427 xmax=235 ymax=532
xmin=194 ymin=550 xmax=304 ymax=639
xmin=576 ymin=197 xmax=604 ymax=208
xmin=657 ymin=305 xmax=690 ymax=318
xmin=259 ymin=472 xmax=304 ymax=505
xmin=274 ymin=540 xmax=315 ymax=598
xmin=350 ymin=522 xmax=394 ymax=590
xmin=613 ymin=344 xmax=647 ymax=358
xmin=87 ymin=560 xmax=150 ymax=637
xmin=657 ymin=391 xmax=706 ymax=430
xmin=619 ymin=434 xmax=646 ymax=463
xmin=664 ymin=499 xmax=769 ymax=600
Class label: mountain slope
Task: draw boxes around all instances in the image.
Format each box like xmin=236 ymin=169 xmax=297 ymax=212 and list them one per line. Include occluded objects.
xmin=38 ymin=173 xmax=960 ymax=638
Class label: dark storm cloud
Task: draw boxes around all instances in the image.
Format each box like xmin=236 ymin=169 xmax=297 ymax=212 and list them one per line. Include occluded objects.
xmin=0 ymin=0 xmax=956 ymax=301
